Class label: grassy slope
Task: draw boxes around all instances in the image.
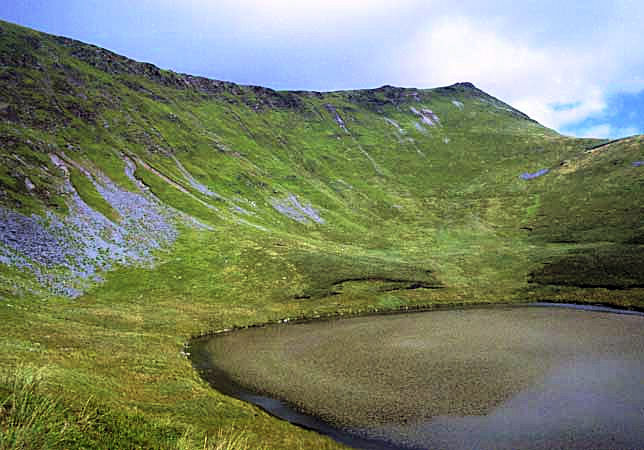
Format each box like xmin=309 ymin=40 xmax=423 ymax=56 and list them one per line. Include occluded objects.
xmin=69 ymin=166 xmax=121 ymax=222
xmin=0 ymin=20 xmax=643 ymax=448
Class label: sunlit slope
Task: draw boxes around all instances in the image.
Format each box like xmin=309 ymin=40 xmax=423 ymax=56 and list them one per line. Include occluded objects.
xmin=0 ymin=17 xmax=642 ymax=303
xmin=1 ymin=19 xmax=642 ymax=302
xmin=0 ymin=18 xmax=643 ymax=450
xmin=523 ymin=136 xmax=644 ymax=305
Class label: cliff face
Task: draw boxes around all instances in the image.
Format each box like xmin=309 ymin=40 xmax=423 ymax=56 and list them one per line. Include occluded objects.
xmin=0 ymin=19 xmax=642 ymax=302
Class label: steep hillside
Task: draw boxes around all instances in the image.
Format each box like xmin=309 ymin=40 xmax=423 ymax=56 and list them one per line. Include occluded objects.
xmin=0 ymin=19 xmax=642 ymax=449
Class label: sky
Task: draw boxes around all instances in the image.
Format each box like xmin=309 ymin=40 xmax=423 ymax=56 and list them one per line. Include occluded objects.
xmin=1 ymin=0 xmax=643 ymax=138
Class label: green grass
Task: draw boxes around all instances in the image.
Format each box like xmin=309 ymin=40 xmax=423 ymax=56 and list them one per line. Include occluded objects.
xmin=0 ymin=18 xmax=642 ymax=449
xmin=0 ymin=366 xmax=265 ymax=450
xmin=69 ymin=167 xmax=120 ymax=222
xmin=0 ymin=366 xmax=186 ymax=449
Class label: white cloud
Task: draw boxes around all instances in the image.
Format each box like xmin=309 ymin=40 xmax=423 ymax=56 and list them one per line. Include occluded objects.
xmin=391 ymin=16 xmax=617 ymax=131
xmin=576 ymin=124 xmax=612 ymax=139
xmin=575 ymin=124 xmax=640 ymax=139
xmin=174 ymin=0 xmax=424 ymax=37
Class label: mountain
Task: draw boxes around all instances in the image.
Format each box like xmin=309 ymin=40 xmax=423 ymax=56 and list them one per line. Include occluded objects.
xmin=0 ymin=19 xmax=642 ymax=449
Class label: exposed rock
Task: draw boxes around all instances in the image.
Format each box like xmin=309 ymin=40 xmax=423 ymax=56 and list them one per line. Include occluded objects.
xmin=410 ymin=107 xmax=440 ymax=126
xmin=270 ymin=194 xmax=325 ymax=224
xmin=384 ymin=117 xmax=405 ymax=134
xmin=24 ymin=177 xmax=35 ymax=191
xmin=324 ymin=104 xmax=349 ymax=133
xmin=520 ymin=168 xmax=550 ymax=180
xmin=170 ymin=154 xmax=226 ymax=201
xmin=0 ymin=155 xmax=180 ymax=297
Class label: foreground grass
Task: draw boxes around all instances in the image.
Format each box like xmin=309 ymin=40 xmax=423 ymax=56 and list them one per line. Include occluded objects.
xmin=0 ymin=220 xmax=541 ymax=449
xmin=1 ymin=367 xmax=188 ymax=449
xmin=0 ymin=368 xmax=260 ymax=450
xmin=2 ymin=220 xmax=641 ymax=448
xmin=0 ymin=19 xmax=642 ymax=449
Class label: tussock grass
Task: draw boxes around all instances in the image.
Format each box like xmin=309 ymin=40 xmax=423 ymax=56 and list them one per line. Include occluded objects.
xmin=0 ymin=18 xmax=641 ymax=450
xmin=0 ymin=366 xmax=91 ymax=449
xmin=0 ymin=367 xmax=252 ymax=450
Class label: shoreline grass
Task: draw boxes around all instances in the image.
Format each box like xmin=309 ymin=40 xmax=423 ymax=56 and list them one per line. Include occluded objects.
xmin=2 ymin=226 xmax=641 ymax=449
xmin=0 ymin=18 xmax=642 ymax=449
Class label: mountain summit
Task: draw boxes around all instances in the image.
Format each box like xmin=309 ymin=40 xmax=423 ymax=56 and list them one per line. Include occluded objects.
xmin=0 ymin=18 xmax=642 ymax=449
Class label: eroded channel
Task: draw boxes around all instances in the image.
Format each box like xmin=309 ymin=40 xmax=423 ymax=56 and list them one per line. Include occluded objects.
xmin=191 ymin=305 xmax=644 ymax=449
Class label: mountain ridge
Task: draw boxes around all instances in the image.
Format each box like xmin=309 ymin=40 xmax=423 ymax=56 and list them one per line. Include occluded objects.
xmin=0 ymin=19 xmax=538 ymax=120
xmin=0 ymin=17 xmax=642 ymax=450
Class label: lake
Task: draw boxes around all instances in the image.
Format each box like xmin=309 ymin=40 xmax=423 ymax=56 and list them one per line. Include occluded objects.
xmin=191 ymin=305 xmax=644 ymax=449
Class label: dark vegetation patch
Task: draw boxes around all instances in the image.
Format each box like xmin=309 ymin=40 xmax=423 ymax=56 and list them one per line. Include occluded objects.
xmin=584 ymin=137 xmax=629 ymax=151
xmin=327 ymin=278 xmax=440 ymax=296
xmin=529 ymin=245 xmax=644 ymax=289
xmin=0 ymin=136 xmax=67 ymax=214
xmin=288 ymin=250 xmax=440 ymax=299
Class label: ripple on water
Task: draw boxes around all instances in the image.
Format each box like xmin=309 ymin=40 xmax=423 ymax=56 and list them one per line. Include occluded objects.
xmin=193 ymin=306 xmax=644 ymax=449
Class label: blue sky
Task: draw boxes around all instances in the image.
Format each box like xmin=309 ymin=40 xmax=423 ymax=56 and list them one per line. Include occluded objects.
xmin=1 ymin=0 xmax=643 ymax=138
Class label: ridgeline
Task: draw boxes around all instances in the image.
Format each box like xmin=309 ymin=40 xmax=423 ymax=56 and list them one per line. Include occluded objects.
xmin=0 ymin=19 xmax=642 ymax=449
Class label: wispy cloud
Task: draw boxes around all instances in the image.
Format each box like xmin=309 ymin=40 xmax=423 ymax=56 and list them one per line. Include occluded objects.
xmin=388 ymin=13 xmax=641 ymax=133
xmin=165 ymin=0 xmax=424 ymax=37
xmin=574 ymin=124 xmax=639 ymax=139
xmin=575 ymin=124 xmax=613 ymax=139
xmin=2 ymin=0 xmax=643 ymax=137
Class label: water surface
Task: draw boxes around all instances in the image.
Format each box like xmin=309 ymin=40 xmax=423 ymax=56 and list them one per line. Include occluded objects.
xmin=192 ymin=306 xmax=644 ymax=449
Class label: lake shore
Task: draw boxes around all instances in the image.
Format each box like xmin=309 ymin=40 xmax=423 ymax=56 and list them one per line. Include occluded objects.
xmin=192 ymin=304 xmax=644 ymax=449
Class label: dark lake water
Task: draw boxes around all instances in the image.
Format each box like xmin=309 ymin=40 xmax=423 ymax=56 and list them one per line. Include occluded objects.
xmin=191 ymin=305 xmax=644 ymax=449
